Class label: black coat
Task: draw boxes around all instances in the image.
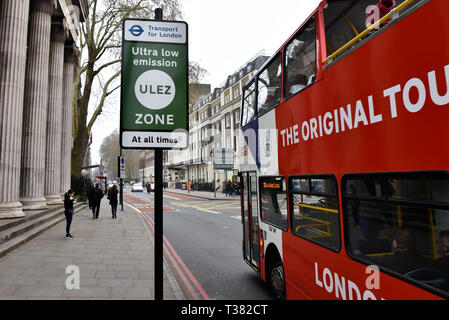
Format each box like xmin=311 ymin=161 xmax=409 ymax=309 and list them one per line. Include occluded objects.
xmin=91 ymin=187 xmax=104 ymax=204
xmin=64 ymin=193 xmax=74 ymax=211
xmin=108 ymin=189 xmax=118 ymax=206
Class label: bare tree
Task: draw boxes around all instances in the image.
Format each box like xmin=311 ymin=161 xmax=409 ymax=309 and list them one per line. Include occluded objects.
xmin=99 ymin=129 xmax=140 ymax=180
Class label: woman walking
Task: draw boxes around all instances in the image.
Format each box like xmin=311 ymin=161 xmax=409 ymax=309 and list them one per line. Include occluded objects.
xmin=64 ymin=189 xmax=75 ymax=239
xmin=91 ymin=182 xmax=104 ymax=219
xmin=109 ymin=184 xmax=119 ymax=219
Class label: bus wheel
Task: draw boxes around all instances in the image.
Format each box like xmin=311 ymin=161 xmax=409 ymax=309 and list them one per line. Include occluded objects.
xmin=270 ymin=262 xmax=286 ymax=300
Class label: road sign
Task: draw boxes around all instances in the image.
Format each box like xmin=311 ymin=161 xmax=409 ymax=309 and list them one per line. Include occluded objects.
xmin=119 ymin=156 xmax=126 ymax=178
xmin=120 ymin=18 xmax=188 ymax=149
xmin=214 ymin=148 xmax=234 ymax=170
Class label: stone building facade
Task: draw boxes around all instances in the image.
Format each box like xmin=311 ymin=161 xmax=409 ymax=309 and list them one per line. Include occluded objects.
xmin=0 ymin=0 xmax=87 ymax=218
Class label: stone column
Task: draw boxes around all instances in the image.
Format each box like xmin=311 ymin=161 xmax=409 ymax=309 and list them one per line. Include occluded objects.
xmin=0 ymin=0 xmax=30 ymax=218
xmin=60 ymin=43 xmax=75 ymax=195
xmin=20 ymin=0 xmax=54 ymax=210
xmin=44 ymin=20 xmax=65 ymax=204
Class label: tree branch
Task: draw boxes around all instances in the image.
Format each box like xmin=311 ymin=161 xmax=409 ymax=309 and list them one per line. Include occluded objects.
xmin=93 ymin=58 xmax=121 ymax=76
xmin=86 ymin=69 xmax=121 ymax=134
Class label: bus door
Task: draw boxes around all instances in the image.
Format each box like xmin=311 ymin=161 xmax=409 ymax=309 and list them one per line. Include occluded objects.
xmin=241 ymin=172 xmax=260 ymax=270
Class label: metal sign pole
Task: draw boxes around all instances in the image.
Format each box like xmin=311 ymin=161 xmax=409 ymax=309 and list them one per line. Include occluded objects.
xmin=214 ymin=170 xmax=216 ymax=198
xmin=119 ymin=151 xmax=123 ymax=212
xmin=154 ymin=148 xmax=163 ymax=300
xmin=154 ymin=7 xmax=164 ymax=302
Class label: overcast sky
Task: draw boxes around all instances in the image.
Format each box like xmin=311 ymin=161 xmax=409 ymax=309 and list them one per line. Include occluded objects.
xmin=181 ymin=0 xmax=321 ymax=88
xmin=90 ymin=0 xmax=321 ymax=165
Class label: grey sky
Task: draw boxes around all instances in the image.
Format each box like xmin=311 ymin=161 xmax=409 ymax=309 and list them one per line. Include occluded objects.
xmin=182 ymin=0 xmax=321 ymax=88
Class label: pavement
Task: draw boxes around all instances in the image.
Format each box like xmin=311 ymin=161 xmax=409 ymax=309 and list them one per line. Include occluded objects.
xmin=0 ymin=198 xmax=184 ymax=300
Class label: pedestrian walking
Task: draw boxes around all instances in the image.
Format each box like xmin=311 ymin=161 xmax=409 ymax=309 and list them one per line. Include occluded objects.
xmin=231 ymin=182 xmax=238 ymax=196
xmin=91 ymin=182 xmax=104 ymax=219
xmin=64 ymin=189 xmax=75 ymax=239
xmin=226 ymin=180 xmax=232 ymax=196
xmin=108 ymin=184 xmax=119 ymax=219
xmin=86 ymin=182 xmax=94 ymax=209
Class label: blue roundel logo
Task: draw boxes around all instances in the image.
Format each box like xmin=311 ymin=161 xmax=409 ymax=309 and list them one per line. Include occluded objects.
xmin=129 ymin=25 xmax=144 ymax=37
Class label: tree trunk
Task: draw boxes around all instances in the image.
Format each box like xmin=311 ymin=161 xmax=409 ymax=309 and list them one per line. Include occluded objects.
xmin=71 ymin=125 xmax=88 ymax=175
xmin=71 ymin=66 xmax=94 ymax=175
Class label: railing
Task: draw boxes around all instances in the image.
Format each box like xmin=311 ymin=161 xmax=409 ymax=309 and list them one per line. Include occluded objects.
xmin=293 ymin=202 xmax=338 ymax=239
xmin=323 ymin=0 xmax=416 ymax=64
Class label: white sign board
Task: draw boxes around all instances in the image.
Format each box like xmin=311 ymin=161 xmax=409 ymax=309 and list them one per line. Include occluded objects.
xmin=124 ymin=20 xmax=187 ymax=44
xmin=214 ymin=148 xmax=234 ymax=170
xmin=119 ymin=157 xmax=126 ymax=178
xmin=122 ymin=131 xmax=187 ymax=149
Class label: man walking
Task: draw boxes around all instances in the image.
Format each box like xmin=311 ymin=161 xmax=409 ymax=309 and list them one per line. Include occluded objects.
xmin=91 ymin=182 xmax=104 ymax=219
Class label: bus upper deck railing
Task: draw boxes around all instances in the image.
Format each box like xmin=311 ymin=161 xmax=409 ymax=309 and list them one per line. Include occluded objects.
xmin=323 ymin=0 xmax=416 ymax=65
xmin=294 ymin=202 xmax=339 ymax=214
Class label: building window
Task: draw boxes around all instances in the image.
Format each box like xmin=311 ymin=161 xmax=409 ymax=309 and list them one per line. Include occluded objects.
xmin=234 ymin=109 xmax=240 ymax=124
xmin=233 ymin=86 xmax=240 ymax=99
xmin=225 ymin=92 xmax=230 ymax=104
xmin=225 ymin=113 xmax=231 ymax=128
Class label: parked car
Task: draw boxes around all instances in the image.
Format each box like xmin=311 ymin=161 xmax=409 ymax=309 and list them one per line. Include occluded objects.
xmin=132 ymin=183 xmax=143 ymax=192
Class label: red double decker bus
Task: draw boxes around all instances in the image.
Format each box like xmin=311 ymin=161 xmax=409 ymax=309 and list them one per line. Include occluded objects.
xmin=239 ymin=0 xmax=449 ymax=300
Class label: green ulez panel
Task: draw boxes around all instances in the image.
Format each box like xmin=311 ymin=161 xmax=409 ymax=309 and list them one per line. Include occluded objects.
xmin=121 ymin=41 xmax=187 ymax=131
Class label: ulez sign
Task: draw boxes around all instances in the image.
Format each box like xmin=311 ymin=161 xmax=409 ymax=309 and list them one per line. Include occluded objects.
xmin=120 ymin=18 xmax=188 ymax=149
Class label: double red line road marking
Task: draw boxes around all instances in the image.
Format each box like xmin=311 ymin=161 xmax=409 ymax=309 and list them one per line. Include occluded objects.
xmin=125 ymin=194 xmax=210 ymax=300
xmin=139 ymin=212 xmax=210 ymax=300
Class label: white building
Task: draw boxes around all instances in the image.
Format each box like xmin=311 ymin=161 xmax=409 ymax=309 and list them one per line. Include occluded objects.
xmin=166 ymin=52 xmax=269 ymax=191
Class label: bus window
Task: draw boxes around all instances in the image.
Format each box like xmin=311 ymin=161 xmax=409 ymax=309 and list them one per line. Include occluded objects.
xmin=242 ymin=81 xmax=256 ymax=126
xmin=259 ymin=176 xmax=288 ymax=230
xmin=284 ymin=18 xmax=316 ymax=100
xmin=290 ymin=176 xmax=340 ymax=251
xmin=324 ymin=0 xmax=428 ymax=64
xmin=344 ymin=172 xmax=449 ymax=296
xmin=257 ymin=54 xmax=282 ymax=116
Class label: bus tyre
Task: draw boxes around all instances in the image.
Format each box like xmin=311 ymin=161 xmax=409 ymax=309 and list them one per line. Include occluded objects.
xmin=270 ymin=261 xmax=286 ymax=300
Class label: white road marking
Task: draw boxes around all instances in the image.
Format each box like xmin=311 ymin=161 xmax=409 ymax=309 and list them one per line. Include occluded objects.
xmin=163 ymin=195 xmax=182 ymax=200
xmin=198 ymin=209 xmax=222 ymax=214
